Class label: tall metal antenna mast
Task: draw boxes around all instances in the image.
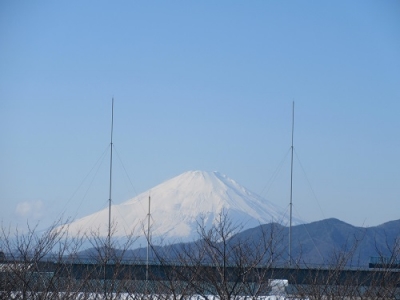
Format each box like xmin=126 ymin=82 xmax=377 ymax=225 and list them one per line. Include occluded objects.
xmin=289 ymin=101 xmax=294 ymax=266
xmin=108 ymin=98 xmax=114 ymax=249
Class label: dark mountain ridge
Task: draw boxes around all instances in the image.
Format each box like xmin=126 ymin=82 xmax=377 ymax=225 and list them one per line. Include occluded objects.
xmin=134 ymin=218 xmax=400 ymax=268
xmin=74 ymin=218 xmax=399 ymax=268
xmin=232 ymin=218 xmax=400 ymax=267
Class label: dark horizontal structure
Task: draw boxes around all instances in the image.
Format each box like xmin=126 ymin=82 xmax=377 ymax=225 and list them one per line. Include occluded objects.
xmin=2 ymin=261 xmax=399 ymax=287
xmin=369 ymin=256 xmax=400 ymax=269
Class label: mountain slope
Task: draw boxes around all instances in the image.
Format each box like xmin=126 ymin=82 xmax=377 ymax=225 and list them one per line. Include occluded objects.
xmin=232 ymin=218 xmax=400 ymax=267
xmin=62 ymin=170 xmax=298 ymax=244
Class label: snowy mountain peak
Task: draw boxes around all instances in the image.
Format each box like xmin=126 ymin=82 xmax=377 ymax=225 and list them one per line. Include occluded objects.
xmin=62 ymin=170 xmax=297 ymax=244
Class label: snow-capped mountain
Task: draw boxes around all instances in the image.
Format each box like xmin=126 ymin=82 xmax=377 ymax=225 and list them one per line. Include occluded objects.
xmin=61 ymin=170 xmax=299 ymax=244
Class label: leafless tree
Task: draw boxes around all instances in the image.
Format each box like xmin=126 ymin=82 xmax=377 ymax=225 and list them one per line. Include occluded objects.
xmin=78 ymin=222 xmax=139 ymax=299
xmin=1 ymin=216 xmax=399 ymax=299
xmin=148 ymin=211 xmax=286 ymax=300
xmin=0 ymin=219 xmax=88 ymax=299
xmin=291 ymin=232 xmax=400 ymax=300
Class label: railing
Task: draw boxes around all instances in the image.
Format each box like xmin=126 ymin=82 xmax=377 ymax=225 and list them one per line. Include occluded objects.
xmin=369 ymin=256 xmax=400 ymax=269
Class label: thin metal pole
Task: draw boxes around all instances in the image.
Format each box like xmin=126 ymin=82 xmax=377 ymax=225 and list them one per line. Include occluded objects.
xmin=146 ymin=194 xmax=151 ymax=293
xmin=104 ymin=98 xmax=114 ymax=298
xmin=108 ymin=98 xmax=114 ymax=250
xmin=289 ymin=101 xmax=294 ymax=266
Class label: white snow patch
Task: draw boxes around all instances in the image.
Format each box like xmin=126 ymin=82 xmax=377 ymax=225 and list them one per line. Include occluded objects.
xmin=60 ymin=170 xmax=300 ymax=244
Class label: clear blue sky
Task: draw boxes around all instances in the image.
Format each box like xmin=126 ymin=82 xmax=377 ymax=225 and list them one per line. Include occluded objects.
xmin=1 ymin=1 xmax=399 ymax=231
